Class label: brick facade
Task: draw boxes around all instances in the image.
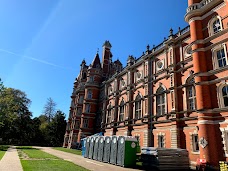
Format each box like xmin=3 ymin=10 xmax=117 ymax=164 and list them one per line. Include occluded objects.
xmin=64 ymin=0 xmax=228 ymax=168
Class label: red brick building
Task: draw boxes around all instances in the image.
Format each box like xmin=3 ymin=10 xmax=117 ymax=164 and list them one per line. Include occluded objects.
xmin=64 ymin=0 xmax=228 ymax=168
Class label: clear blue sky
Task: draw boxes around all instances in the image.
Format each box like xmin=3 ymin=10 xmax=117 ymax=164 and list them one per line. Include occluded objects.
xmin=0 ymin=0 xmax=188 ymax=118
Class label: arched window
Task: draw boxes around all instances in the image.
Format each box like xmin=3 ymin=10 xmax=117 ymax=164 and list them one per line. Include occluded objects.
xmin=135 ymin=94 xmax=142 ymax=119
xmin=186 ymin=78 xmax=196 ymax=110
xmin=208 ymin=16 xmax=223 ymax=36
xmin=156 ymin=87 xmax=166 ymax=116
xmin=119 ymin=100 xmax=125 ymax=121
xmin=107 ymin=105 xmax=112 ymax=123
xmin=222 ymin=86 xmax=228 ymax=107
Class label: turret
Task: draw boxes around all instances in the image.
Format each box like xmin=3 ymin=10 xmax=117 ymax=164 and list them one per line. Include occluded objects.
xmin=102 ymin=40 xmax=112 ymax=76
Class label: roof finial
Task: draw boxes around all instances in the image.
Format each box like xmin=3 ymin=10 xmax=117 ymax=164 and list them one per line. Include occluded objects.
xmin=97 ymin=48 xmax=99 ymax=54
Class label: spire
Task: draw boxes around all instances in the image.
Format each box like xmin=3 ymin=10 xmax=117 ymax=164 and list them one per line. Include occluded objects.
xmin=91 ymin=52 xmax=101 ymax=68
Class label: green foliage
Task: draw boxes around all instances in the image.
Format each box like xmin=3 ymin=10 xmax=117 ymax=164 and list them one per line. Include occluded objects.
xmin=0 ymin=79 xmax=66 ymax=146
xmin=0 ymin=85 xmax=33 ymax=144
xmin=21 ymin=160 xmax=89 ymax=171
xmin=53 ymin=147 xmax=81 ymax=155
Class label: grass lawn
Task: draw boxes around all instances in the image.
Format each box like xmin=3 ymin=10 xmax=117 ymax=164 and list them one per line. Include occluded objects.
xmin=18 ymin=146 xmax=89 ymax=171
xmin=18 ymin=147 xmax=58 ymax=159
xmin=0 ymin=145 xmax=9 ymax=160
xmin=21 ymin=160 xmax=89 ymax=171
xmin=53 ymin=147 xmax=81 ymax=155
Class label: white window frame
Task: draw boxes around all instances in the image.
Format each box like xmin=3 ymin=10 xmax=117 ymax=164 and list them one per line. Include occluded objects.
xmin=156 ymin=86 xmax=166 ymax=116
xmin=186 ymin=78 xmax=196 ymax=111
xmin=107 ymin=105 xmax=112 ymax=124
xmin=157 ymin=132 xmax=165 ymax=148
xmin=135 ymin=94 xmax=142 ymax=119
xmin=119 ymin=100 xmax=125 ymax=121
xmin=192 ymin=134 xmax=199 ymax=152
xmin=208 ymin=15 xmax=223 ymax=36
xmin=217 ymin=82 xmax=228 ymax=108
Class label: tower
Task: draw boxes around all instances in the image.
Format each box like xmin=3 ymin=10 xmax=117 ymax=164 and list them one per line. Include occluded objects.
xmin=77 ymin=52 xmax=102 ymax=142
xmin=185 ymin=0 xmax=225 ymax=166
xmin=102 ymin=40 xmax=112 ymax=77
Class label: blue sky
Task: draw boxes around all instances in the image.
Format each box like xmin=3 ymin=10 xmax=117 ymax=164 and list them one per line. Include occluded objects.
xmin=0 ymin=0 xmax=188 ymax=118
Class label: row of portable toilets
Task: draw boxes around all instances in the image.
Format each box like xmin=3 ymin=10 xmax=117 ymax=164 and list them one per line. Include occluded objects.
xmin=81 ymin=135 xmax=139 ymax=167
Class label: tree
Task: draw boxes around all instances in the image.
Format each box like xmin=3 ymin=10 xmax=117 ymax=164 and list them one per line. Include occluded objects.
xmin=46 ymin=110 xmax=66 ymax=146
xmin=43 ymin=97 xmax=56 ymax=123
xmin=0 ymin=87 xmax=32 ymax=144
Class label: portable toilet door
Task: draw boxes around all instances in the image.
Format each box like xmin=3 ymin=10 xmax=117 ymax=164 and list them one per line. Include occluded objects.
xmin=103 ymin=136 xmax=111 ymax=163
xmin=116 ymin=136 xmax=138 ymax=167
xmin=117 ymin=136 xmax=125 ymax=166
xmin=92 ymin=137 xmax=99 ymax=160
xmin=97 ymin=136 xmax=105 ymax=162
xmin=81 ymin=138 xmax=87 ymax=157
xmin=88 ymin=137 xmax=95 ymax=159
xmin=110 ymin=136 xmax=118 ymax=164
xmin=84 ymin=137 xmax=90 ymax=158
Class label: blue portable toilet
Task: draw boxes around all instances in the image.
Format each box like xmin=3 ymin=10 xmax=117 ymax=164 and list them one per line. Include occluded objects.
xmin=81 ymin=138 xmax=87 ymax=157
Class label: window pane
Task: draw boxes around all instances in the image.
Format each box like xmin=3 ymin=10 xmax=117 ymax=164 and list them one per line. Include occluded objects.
xmin=222 ymin=86 xmax=228 ymax=96
xmin=217 ymin=50 xmax=221 ymax=59
xmin=162 ymin=105 xmax=165 ymax=114
xmin=161 ymin=94 xmax=165 ymax=103
xmin=224 ymin=97 xmax=228 ymax=107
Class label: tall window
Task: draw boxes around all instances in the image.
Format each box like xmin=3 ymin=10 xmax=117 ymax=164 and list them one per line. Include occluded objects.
xmin=119 ymin=100 xmax=125 ymax=121
xmin=217 ymin=48 xmax=227 ymax=68
xmin=192 ymin=134 xmax=199 ymax=152
xmin=78 ymin=96 xmax=84 ymax=104
xmin=135 ymin=94 xmax=142 ymax=119
xmin=75 ymin=121 xmax=80 ymax=129
xmin=107 ymin=105 xmax=112 ymax=123
xmin=156 ymin=87 xmax=166 ymax=116
xmin=85 ymin=104 xmax=90 ymax=113
xmin=222 ymin=86 xmax=228 ymax=107
xmin=187 ymin=78 xmax=196 ymax=110
xmin=87 ymin=90 xmax=92 ymax=99
xmin=83 ymin=119 xmax=89 ymax=128
xmin=213 ymin=19 xmax=221 ymax=34
xmin=158 ymin=135 xmax=164 ymax=148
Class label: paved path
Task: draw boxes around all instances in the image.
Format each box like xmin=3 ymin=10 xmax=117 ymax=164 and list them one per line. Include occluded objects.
xmin=35 ymin=147 xmax=140 ymax=171
xmin=0 ymin=146 xmax=23 ymax=171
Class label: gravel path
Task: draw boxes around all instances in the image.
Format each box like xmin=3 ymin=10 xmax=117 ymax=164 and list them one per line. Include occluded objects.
xmin=0 ymin=146 xmax=23 ymax=171
xmin=35 ymin=146 xmax=140 ymax=171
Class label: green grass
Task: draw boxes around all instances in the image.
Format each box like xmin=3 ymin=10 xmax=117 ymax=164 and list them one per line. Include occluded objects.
xmin=21 ymin=160 xmax=89 ymax=171
xmin=19 ymin=148 xmax=59 ymax=159
xmin=0 ymin=145 xmax=9 ymax=160
xmin=52 ymin=147 xmax=82 ymax=155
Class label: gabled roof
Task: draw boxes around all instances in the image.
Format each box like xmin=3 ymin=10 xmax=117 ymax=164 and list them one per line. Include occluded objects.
xmin=91 ymin=53 xmax=101 ymax=68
